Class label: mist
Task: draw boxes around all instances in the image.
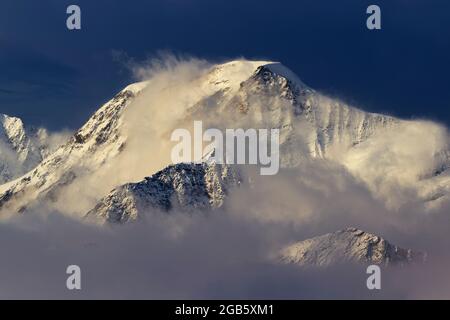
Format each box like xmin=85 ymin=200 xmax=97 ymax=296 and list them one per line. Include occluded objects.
xmin=1 ymin=161 xmax=450 ymax=299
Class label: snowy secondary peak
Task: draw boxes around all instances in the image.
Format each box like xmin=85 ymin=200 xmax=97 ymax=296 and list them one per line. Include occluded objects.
xmin=85 ymin=162 xmax=241 ymax=224
xmin=0 ymin=114 xmax=50 ymax=184
xmin=280 ymin=227 xmax=426 ymax=267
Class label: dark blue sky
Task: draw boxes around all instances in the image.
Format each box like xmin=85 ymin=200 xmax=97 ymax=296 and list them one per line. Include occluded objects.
xmin=1 ymin=0 xmax=449 ymax=130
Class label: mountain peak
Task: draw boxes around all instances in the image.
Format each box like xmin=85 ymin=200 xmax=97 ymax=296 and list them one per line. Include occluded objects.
xmin=280 ymin=228 xmax=426 ymax=267
xmin=120 ymin=60 xmax=307 ymax=101
xmin=205 ymin=60 xmax=306 ymax=91
xmin=254 ymin=62 xmax=308 ymax=90
xmin=202 ymin=60 xmax=275 ymax=92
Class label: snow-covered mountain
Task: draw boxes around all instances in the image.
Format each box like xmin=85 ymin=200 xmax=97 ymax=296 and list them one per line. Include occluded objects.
xmin=0 ymin=59 xmax=448 ymax=218
xmin=85 ymin=162 xmax=240 ymax=224
xmin=280 ymin=227 xmax=426 ymax=267
xmin=0 ymin=114 xmax=50 ymax=184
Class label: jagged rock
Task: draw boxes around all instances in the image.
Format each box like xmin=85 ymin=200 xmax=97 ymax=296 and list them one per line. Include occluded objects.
xmin=85 ymin=162 xmax=240 ymax=224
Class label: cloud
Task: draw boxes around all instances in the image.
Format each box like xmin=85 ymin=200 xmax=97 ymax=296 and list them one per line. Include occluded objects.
xmin=2 ymin=157 xmax=450 ymax=299
xmin=1 ymin=181 xmax=450 ymax=299
xmin=336 ymin=119 xmax=450 ymax=208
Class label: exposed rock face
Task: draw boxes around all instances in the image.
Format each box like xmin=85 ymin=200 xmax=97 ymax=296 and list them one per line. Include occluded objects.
xmin=85 ymin=162 xmax=240 ymax=224
xmin=280 ymin=227 xmax=426 ymax=267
